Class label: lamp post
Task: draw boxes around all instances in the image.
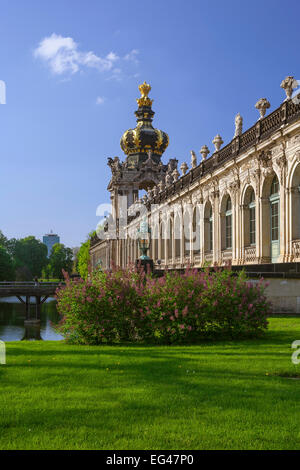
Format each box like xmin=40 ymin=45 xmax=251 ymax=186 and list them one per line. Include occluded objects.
xmin=136 ymin=218 xmax=154 ymax=272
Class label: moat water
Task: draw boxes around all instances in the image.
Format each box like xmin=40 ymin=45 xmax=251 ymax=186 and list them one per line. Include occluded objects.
xmin=0 ymin=297 xmax=63 ymax=341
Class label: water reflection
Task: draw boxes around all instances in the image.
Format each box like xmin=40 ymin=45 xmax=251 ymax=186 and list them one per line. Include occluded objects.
xmin=0 ymin=297 xmax=63 ymax=341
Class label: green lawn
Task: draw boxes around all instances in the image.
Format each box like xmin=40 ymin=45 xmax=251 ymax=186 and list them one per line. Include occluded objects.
xmin=1 ymin=317 xmax=300 ymax=450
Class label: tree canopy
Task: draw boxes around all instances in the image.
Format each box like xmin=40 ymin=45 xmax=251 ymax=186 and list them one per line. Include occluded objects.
xmin=77 ymin=240 xmax=90 ymax=280
xmin=0 ymin=246 xmax=15 ymax=281
xmin=13 ymin=236 xmax=48 ymax=278
xmin=47 ymin=243 xmax=73 ymax=279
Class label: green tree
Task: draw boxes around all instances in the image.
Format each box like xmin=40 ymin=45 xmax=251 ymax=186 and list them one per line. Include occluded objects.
xmin=77 ymin=231 xmax=97 ymax=280
xmin=77 ymin=240 xmax=91 ymax=279
xmin=0 ymin=246 xmax=15 ymax=281
xmin=14 ymin=236 xmax=48 ymax=278
xmin=0 ymin=230 xmax=8 ymax=248
xmin=5 ymin=237 xmax=18 ymax=257
xmin=48 ymin=243 xmax=73 ymax=279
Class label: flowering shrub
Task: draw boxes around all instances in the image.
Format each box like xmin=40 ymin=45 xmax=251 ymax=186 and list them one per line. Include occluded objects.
xmin=55 ymin=265 xmax=270 ymax=344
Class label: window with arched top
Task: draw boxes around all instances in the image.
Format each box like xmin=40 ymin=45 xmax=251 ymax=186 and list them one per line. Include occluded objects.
xmin=174 ymin=215 xmax=181 ymax=258
xmin=249 ymin=189 xmax=256 ymax=245
xmin=209 ymin=207 xmax=213 ymax=252
xmin=183 ymin=210 xmax=191 ymax=256
xmin=167 ymin=218 xmax=173 ymax=261
xmin=225 ymin=197 xmax=232 ymax=249
xmin=269 ymin=175 xmax=280 ymax=262
xmin=192 ymin=206 xmax=200 ymax=253
xmin=160 ymin=223 xmax=165 ymax=261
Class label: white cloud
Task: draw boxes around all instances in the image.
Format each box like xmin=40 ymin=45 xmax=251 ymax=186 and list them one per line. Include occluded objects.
xmin=124 ymin=49 xmax=139 ymax=64
xmin=34 ymin=33 xmax=120 ymax=76
xmin=96 ymin=96 xmax=105 ymax=105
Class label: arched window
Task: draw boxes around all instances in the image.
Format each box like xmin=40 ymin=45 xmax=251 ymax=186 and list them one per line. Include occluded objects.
xmin=249 ymin=190 xmax=256 ymax=245
xmin=174 ymin=215 xmax=181 ymax=258
xmin=154 ymin=226 xmax=159 ymax=261
xmin=225 ymin=197 xmax=232 ymax=249
xmin=183 ymin=210 xmax=191 ymax=256
xmin=167 ymin=218 xmax=173 ymax=261
xmin=192 ymin=206 xmax=200 ymax=253
xmin=270 ymin=175 xmax=280 ymax=262
xmin=209 ymin=207 xmax=213 ymax=252
xmin=160 ymin=223 xmax=165 ymax=261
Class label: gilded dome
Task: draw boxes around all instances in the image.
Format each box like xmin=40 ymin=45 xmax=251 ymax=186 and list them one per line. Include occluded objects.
xmin=120 ymin=82 xmax=169 ymax=165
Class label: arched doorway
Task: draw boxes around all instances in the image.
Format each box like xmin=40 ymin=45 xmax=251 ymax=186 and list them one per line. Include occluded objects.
xmin=204 ymin=201 xmax=213 ymax=263
xmin=192 ymin=206 xmax=201 ymax=255
xmin=174 ymin=213 xmax=181 ymax=261
xmin=290 ymin=162 xmax=300 ymax=259
xmin=270 ymin=175 xmax=280 ymax=262
xmin=243 ymin=186 xmax=256 ymax=262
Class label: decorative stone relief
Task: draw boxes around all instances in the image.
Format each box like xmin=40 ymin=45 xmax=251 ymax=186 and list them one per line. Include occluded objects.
xmin=258 ymin=150 xmax=273 ymax=168
xmin=275 ymin=155 xmax=287 ymax=185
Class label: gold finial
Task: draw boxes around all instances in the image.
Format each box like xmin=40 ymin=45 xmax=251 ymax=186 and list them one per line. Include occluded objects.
xmin=137 ymin=81 xmax=153 ymax=107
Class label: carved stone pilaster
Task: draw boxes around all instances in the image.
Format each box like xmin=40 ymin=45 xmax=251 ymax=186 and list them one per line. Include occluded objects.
xmin=275 ymin=154 xmax=287 ymax=185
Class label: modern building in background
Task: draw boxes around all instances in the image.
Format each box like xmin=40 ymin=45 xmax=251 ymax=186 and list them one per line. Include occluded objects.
xmin=43 ymin=231 xmax=60 ymax=257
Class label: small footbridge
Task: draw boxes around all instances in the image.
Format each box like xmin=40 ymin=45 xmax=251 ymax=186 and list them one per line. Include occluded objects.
xmin=0 ymin=282 xmax=64 ymax=323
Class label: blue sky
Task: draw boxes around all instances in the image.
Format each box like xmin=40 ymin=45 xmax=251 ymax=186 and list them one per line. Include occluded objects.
xmin=1 ymin=0 xmax=300 ymax=247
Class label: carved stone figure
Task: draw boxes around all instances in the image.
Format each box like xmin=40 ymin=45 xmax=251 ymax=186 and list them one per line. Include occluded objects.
xmin=107 ymin=156 xmax=121 ymax=175
xmin=147 ymin=188 xmax=153 ymax=199
xmin=172 ymin=168 xmax=180 ymax=181
xmin=165 ymin=173 xmax=172 ymax=187
xmin=152 ymin=186 xmax=158 ymax=197
xmin=212 ymin=134 xmax=223 ymax=152
xmin=255 ymin=98 xmax=271 ymax=120
xmin=191 ymin=150 xmax=197 ymax=169
xmin=200 ymin=145 xmax=210 ymax=161
xmin=180 ymin=162 xmax=188 ymax=175
xmin=158 ymin=180 xmax=165 ymax=192
xmin=280 ymin=76 xmax=298 ymax=101
xmin=234 ymin=113 xmax=243 ymax=137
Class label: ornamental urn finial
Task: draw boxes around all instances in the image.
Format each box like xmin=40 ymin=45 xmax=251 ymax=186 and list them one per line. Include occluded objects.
xmin=180 ymin=162 xmax=188 ymax=175
xmin=280 ymin=76 xmax=298 ymax=101
xmin=200 ymin=145 xmax=210 ymax=161
xmin=212 ymin=134 xmax=223 ymax=152
xmin=234 ymin=113 xmax=243 ymax=138
xmin=255 ymin=98 xmax=270 ymax=120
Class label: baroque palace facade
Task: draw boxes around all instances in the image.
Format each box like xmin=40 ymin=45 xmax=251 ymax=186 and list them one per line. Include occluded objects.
xmin=90 ymin=77 xmax=300 ymax=280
